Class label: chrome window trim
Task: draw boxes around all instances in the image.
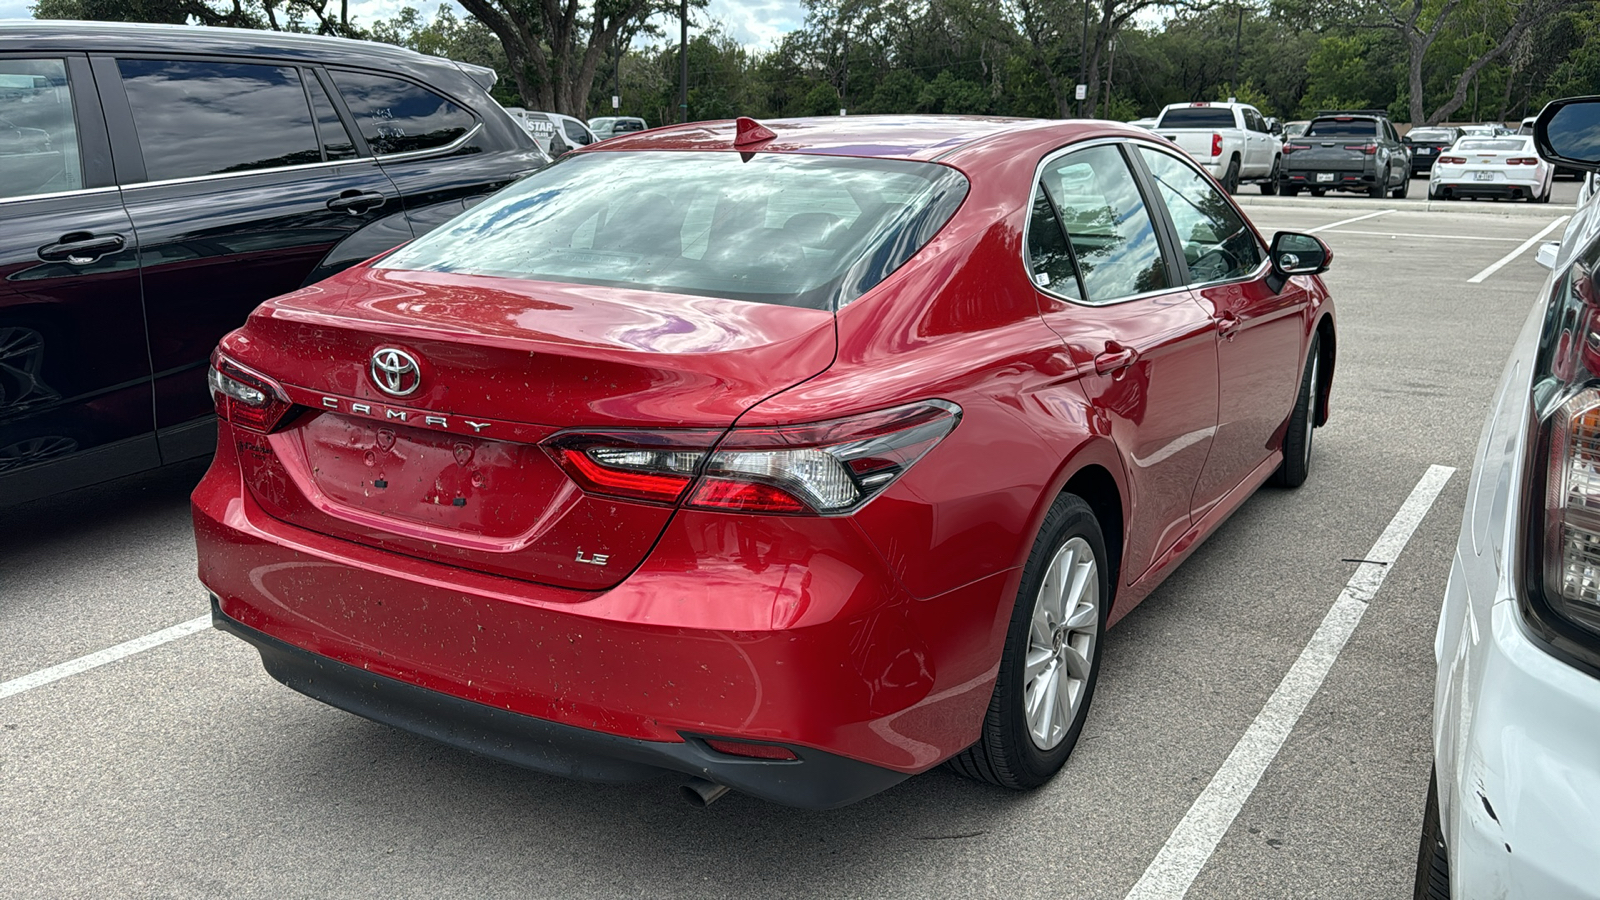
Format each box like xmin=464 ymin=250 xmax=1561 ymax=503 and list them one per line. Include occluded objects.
xmin=0 ymin=184 xmax=120 ymax=205
xmin=117 ymin=155 xmax=381 ymax=191
xmin=372 ymin=121 xmax=483 ymax=163
xmin=1022 ymin=136 xmax=1184 ymax=308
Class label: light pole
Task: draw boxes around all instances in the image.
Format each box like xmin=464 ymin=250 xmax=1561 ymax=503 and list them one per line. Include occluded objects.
xmin=1231 ymin=3 xmax=1242 ymax=97
xmin=1078 ymin=0 xmax=1090 ymax=117
xmin=678 ymin=0 xmax=689 ymax=123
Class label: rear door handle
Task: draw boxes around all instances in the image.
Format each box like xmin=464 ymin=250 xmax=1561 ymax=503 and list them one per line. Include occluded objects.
xmin=38 ymin=232 xmax=125 ymax=265
xmin=1094 ymin=341 xmax=1139 ymax=375
xmin=326 ymin=190 xmax=387 ymax=214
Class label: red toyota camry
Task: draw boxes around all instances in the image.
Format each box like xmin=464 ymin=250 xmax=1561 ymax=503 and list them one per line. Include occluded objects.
xmin=194 ymin=115 xmax=1335 ymax=808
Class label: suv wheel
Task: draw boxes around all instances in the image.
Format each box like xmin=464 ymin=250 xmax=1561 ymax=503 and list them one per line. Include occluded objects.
xmin=1369 ymin=167 xmax=1388 ymax=198
xmin=1413 ymin=767 xmax=1451 ymax=899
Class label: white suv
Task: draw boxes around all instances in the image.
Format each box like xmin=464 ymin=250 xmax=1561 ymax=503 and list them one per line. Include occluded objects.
xmin=1421 ymin=98 xmax=1600 ymax=899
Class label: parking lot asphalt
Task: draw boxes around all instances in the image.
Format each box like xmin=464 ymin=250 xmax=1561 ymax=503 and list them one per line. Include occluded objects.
xmin=0 ymin=194 xmax=1567 ymax=898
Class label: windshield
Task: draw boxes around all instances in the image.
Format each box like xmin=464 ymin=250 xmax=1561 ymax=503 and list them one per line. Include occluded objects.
xmin=1305 ymin=119 xmax=1379 ymax=138
xmin=378 ymin=151 xmax=969 ymax=311
xmin=1158 ymin=108 xmax=1236 ymax=129
xmin=1457 ymin=139 xmax=1530 ymax=152
xmin=1408 ymin=129 xmax=1454 ymax=142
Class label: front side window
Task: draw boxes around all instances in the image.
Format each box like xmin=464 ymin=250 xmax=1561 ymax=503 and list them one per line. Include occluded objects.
xmin=1 ymin=58 xmax=83 ymax=200
xmin=1039 ymin=144 xmax=1169 ymax=303
xmin=330 ymin=71 xmax=473 ymax=155
xmin=1138 ymin=147 xmax=1263 ymax=284
xmin=378 ymin=151 xmax=969 ymax=310
xmin=561 ymin=118 xmax=591 ymax=144
xmin=118 ymin=59 xmax=321 ymax=181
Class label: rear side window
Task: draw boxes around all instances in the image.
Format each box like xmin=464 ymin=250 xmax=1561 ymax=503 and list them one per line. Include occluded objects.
xmin=378 ymin=151 xmax=969 ymax=310
xmin=0 ymin=58 xmax=82 ymax=199
xmin=118 ymin=59 xmax=321 ymax=181
xmin=1038 ymin=144 xmax=1169 ymax=303
xmin=1305 ymin=118 xmax=1379 ymax=138
xmin=330 ymin=71 xmax=474 ymax=155
xmin=1158 ymin=108 xmax=1236 ymax=129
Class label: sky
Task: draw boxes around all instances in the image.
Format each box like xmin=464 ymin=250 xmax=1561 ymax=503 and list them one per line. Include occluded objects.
xmin=0 ymin=0 xmax=809 ymax=48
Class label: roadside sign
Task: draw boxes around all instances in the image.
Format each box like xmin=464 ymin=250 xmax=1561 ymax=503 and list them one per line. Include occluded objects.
xmin=1075 ymin=84 xmax=1087 ymax=100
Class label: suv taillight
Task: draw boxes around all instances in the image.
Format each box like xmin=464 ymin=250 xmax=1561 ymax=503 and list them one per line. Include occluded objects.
xmin=1527 ymin=241 xmax=1600 ymax=673
xmin=543 ymin=400 xmax=961 ymax=515
xmin=208 ymin=351 xmax=293 ymax=433
xmin=1344 ymin=144 xmax=1378 ymax=155
xmin=1282 ymin=143 xmax=1310 ymax=154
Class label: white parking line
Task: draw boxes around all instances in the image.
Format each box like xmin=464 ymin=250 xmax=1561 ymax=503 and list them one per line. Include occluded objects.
xmin=1323 ymin=229 xmax=1523 ymax=242
xmin=1306 ymin=209 xmax=1395 ymax=234
xmin=1467 ymin=216 xmax=1570 ymax=283
xmin=1123 ymin=464 xmax=1455 ymax=900
xmin=0 ymin=614 xmax=210 ymax=700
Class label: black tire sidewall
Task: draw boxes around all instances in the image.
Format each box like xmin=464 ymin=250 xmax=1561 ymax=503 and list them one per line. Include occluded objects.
xmin=994 ymin=494 xmax=1110 ymax=784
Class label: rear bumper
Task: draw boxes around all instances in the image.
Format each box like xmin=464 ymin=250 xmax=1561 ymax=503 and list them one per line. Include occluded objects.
xmin=194 ymin=422 xmax=1010 ymax=805
xmin=212 ymin=595 xmax=907 ymax=808
xmin=1431 ymin=180 xmax=1539 ymax=199
xmin=1280 ymin=167 xmax=1375 ymax=189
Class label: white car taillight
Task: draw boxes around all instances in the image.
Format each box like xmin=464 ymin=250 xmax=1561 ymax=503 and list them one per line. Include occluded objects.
xmin=1545 ymin=389 xmax=1600 ymax=628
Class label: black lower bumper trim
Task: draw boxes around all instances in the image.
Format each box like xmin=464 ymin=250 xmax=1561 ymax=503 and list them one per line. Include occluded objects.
xmin=211 ymin=597 xmax=910 ymax=809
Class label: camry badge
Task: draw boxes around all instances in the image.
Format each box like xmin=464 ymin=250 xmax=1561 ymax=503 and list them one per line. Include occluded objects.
xmin=370 ymin=348 xmax=421 ymax=397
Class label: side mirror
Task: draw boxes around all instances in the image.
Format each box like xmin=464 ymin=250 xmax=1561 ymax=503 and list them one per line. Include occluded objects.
xmin=1534 ymin=96 xmax=1600 ymax=172
xmin=1266 ymin=231 xmax=1331 ymax=293
xmin=1270 ymin=121 xmax=1283 ymax=136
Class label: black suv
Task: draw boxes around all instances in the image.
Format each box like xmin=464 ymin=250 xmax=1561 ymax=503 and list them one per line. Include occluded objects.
xmin=0 ymin=22 xmax=547 ymax=505
xmin=1280 ymin=110 xmax=1411 ymax=198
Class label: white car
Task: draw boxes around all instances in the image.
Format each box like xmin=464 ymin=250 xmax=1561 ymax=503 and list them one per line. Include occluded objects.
xmin=502 ymin=108 xmax=597 ymax=156
xmin=1428 ymin=135 xmax=1553 ymax=202
xmin=1421 ymin=96 xmax=1600 ymax=899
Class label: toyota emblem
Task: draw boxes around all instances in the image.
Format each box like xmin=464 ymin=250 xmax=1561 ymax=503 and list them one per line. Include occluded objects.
xmin=370 ymin=347 xmax=422 ymax=397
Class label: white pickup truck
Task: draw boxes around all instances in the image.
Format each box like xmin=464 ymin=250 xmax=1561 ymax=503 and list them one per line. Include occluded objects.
xmin=1153 ymin=101 xmax=1283 ymax=194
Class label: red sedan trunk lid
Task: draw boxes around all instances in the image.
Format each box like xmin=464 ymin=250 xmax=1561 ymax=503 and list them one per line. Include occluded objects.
xmin=220 ymin=266 xmax=837 ymax=590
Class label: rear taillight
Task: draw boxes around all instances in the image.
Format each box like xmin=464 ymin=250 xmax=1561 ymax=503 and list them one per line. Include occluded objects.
xmin=1343 ymin=144 xmax=1378 ymax=155
xmin=544 ymin=429 xmax=720 ymax=504
xmin=1438 ymin=156 xmax=1466 ymax=165
xmin=1526 ymin=245 xmax=1600 ymax=672
xmin=542 ymin=400 xmax=961 ymax=515
xmin=208 ymin=351 xmax=293 ymax=433
xmin=1211 ymin=133 xmax=1222 ymax=157
xmin=1509 ymin=157 xmax=1539 ymax=165
xmin=1282 ymin=143 xmax=1309 ymax=155
xmin=1542 ymin=390 xmax=1600 ymax=635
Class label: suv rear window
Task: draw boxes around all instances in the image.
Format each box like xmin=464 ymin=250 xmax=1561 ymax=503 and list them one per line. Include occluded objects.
xmin=378 ymin=151 xmax=969 ymax=310
xmin=1305 ymin=118 xmax=1380 ymax=138
xmin=1158 ymin=108 xmax=1236 ymax=129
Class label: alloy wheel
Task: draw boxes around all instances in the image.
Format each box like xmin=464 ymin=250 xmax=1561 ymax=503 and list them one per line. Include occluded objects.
xmin=1024 ymin=536 xmax=1101 ymax=750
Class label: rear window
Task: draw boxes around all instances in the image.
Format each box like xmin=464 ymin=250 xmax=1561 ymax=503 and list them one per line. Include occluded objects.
xmin=378 ymin=151 xmax=969 ymax=310
xmin=612 ymin=118 xmax=646 ymax=133
xmin=1157 ymin=108 xmax=1237 ymax=129
xmin=1305 ymin=118 xmax=1380 ymax=138
xmin=1407 ymin=129 xmax=1454 ymax=142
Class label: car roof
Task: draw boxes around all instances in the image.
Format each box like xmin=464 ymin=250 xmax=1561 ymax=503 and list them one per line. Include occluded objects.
xmin=0 ymin=19 xmax=434 ymax=64
xmin=585 ymin=115 xmax=1090 ymax=162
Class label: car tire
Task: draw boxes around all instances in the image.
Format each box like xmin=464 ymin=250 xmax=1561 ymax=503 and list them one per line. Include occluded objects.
xmin=1271 ymin=334 xmax=1319 ymax=489
xmin=947 ymin=492 xmax=1108 ymax=790
xmin=1369 ymin=168 xmax=1387 ymax=198
xmin=1428 ymin=185 xmax=1442 ymax=200
xmin=1413 ymin=767 xmax=1451 ymax=900
xmin=1260 ymin=158 xmax=1280 ymax=195
xmin=1536 ymin=181 xmax=1552 ymax=203
xmin=1392 ymin=174 xmax=1409 ymax=199
xmin=1282 ymin=185 xmax=1301 ymax=197
xmin=1222 ymin=157 xmax=1241 ymax=194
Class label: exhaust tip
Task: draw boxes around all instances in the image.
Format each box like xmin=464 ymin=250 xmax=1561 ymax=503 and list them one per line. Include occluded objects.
xmin=681 ymin=777 xmax=731 ymax=808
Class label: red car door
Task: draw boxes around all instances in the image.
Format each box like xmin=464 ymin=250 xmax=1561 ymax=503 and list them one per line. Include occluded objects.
xmin=1135 ymin=145 xmax=1307 ymax=517
xmin=1025 ymin=142 xmax=1220 ymax=585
